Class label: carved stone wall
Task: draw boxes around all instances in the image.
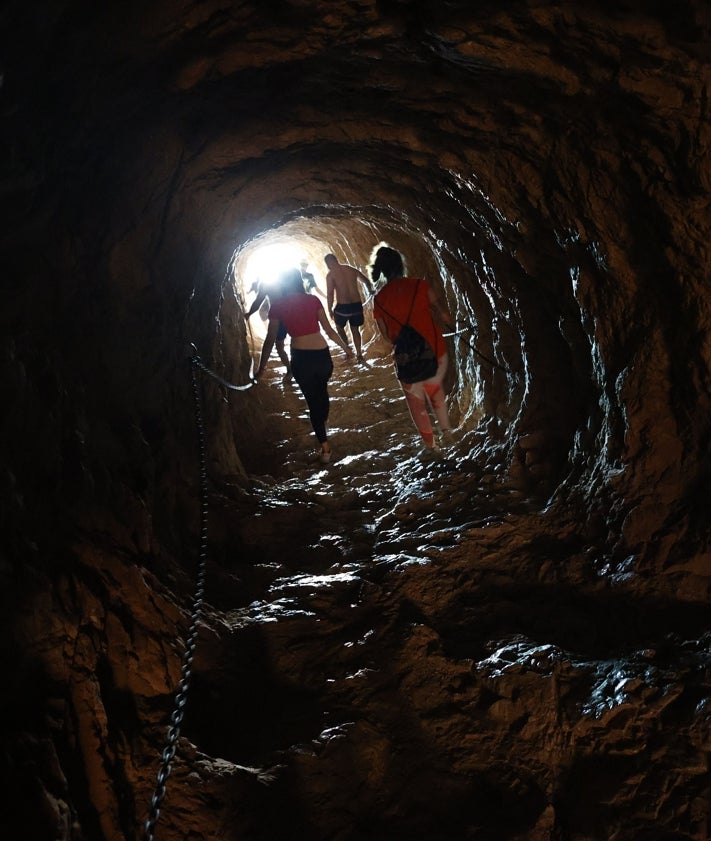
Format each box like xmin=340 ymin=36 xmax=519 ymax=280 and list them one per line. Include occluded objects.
xmin=1 ymin=2 xmax=710 ymax=839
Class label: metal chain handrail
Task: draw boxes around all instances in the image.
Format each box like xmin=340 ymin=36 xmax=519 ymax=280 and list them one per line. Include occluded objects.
xmin=442 ymin=324 xmax=514 ymax=375
xmin=143 ymin=328 xmax=508 ymax=836
xmin=189 ymin=342 xmax=256 ymax=391
xmin=144 ymin=356 xmax=210 ymax=841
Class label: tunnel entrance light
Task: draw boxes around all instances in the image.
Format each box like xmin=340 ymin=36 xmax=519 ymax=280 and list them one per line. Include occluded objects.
xmin=243 ymin=241 xmax=303 ymax=290
xmin=233 ymin=232 xmax=330 ymax=341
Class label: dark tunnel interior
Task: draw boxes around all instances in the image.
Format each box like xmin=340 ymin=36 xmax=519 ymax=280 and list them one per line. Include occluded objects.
xmin=1 ymin=2 xmax=710 ymax=840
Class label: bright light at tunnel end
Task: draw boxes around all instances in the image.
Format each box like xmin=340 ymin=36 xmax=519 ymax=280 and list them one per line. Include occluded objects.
xmin=241 ymin=242 xmax=305 ymax=289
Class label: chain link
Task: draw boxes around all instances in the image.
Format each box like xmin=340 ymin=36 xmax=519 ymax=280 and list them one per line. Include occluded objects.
xmin=189 ymin=343 xmax=256 ymax=391
xmin=144 ymin=355 xmax=209 ymax=841
xmin=142 ymin=336 xmax=503 ymax=837
xmin=442 ymin=325 xmax=513 ymax=374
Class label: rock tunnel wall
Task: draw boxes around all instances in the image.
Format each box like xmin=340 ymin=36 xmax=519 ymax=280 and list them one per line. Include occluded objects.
xmin=2 ymin=1 xmax=711 ymax=839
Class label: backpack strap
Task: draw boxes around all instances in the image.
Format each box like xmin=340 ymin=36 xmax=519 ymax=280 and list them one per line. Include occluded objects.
xmin=376 ymin=279 xmax=420 ymax=339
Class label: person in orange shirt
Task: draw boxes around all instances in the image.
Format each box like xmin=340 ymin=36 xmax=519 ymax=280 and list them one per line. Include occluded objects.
xmin=371 ymin=244 xmax=454 ymax=457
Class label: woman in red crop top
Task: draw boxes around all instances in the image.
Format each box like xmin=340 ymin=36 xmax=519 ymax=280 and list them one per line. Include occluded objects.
xmin=371 ymin=244 xmax=455 ymax=457
xmin=256 ymin=267 xmax=353 ymax=463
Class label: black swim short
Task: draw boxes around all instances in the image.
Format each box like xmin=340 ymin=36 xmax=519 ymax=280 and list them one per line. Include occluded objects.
xmin=333 ymin=301 xmax=364 ymax=328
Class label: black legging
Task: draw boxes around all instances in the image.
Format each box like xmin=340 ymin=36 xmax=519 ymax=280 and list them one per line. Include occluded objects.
xmin=290 ymin=347 xmax=334 ymax=443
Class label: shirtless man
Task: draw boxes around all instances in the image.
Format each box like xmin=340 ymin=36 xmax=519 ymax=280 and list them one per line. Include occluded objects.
xmin=324 ymin=253 xmax=374 ymax=362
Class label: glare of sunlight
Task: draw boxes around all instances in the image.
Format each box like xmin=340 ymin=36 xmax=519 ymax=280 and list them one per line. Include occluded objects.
xmin=232 ymin=228 xmax=333 ymax=342
xmin=243 ymin=241 xmax=304 ymax=290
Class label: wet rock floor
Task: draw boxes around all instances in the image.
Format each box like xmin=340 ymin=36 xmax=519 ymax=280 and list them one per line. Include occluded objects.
xmin=175 ymin=348 xmax=711 ymax=841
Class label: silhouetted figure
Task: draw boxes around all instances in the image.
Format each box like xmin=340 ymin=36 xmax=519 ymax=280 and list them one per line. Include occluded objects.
xmin=245 ymin=276 xmax=291 ymax=377
xmin=300 ymin=260 xmax=317 ymax=292
xmin=256 ymin=267 xmax=354 ymax=463
xmin=370 ymin=244 xmax=454 ymax=458
xmin=324 ymin=253 xmax=374 ymax=363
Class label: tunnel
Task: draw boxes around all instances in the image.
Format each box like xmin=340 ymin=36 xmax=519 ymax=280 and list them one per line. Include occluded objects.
xmin=2 ymin=1 xmax=711 ymax=840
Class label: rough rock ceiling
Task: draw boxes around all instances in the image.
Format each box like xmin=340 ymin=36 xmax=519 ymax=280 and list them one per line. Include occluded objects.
xmin=2 ymin=1 xmax=710 ymax=840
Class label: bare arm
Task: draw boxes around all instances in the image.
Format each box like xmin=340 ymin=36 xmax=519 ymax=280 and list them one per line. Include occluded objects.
xmin=375 ymin=317 xmax=392 ymax=345
xmin=428 ymin=284 xmax=453 ymax=330
xmin=356 ymin=268 xmax=374 ymax=296
xmin=318 ymin=309 xmax=354 ymax=357
xmin=326 ymin=273 xmax=335 ymax=316
xmin=255 ymin=318 xmax=280 ymax=377
xmin=246 ymin=289 xmax=267 ymax=318
xmin=312 ymin=282 xmax=328 ymax=302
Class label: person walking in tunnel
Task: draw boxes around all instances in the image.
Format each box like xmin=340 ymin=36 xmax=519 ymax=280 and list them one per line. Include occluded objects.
xmin=324 ymin=253 xmax=374 ymax=363
xmin=255 ymin=267 xmax=354 ymax=463
xmin=370 ymin=244 xmax=455 ymax=458
xmin=301 ymin=259 xmax=328 ymax=303
xmin=300 ymin=260 xmax=317 ymax=293
xmin=245 ymin=275 xmax=292 ymax=378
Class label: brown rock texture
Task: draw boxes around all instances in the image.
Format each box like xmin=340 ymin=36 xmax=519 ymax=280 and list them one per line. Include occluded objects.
xmin=1 ymin=1 xmax=710 ymax=839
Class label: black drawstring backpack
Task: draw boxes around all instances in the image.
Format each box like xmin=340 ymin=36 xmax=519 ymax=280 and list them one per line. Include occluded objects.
xmin=378 ymin=279 xmax=438 ymax=383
